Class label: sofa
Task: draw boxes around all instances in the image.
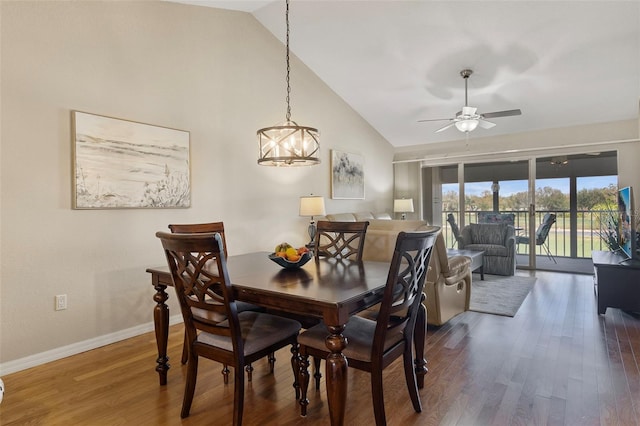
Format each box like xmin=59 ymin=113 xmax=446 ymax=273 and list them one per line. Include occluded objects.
xmin=459 ymin=223 xmax=516 ymax=276
xmin=323 ymin=213 xmax=471 ymax=325
xmin=323 ymin=211 xmax=393 ymax=221
xmin=318 ymin=212 xmax=428 ymax=261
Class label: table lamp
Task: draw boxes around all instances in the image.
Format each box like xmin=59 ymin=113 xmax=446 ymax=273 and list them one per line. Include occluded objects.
xmin=300 ymin=195 xmax=326 ymax=246
xmin=393 ymin=198 xmax=414 ymax=220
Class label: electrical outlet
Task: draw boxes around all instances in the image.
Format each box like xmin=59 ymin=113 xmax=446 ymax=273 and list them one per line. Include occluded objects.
xmin=55 ymin=294 xmax=67 ymax=311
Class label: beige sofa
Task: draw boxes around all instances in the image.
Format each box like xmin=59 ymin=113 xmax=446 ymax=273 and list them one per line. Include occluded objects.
xmin=322 ymin=213 xmax=471 ymax=325
xmin=323 ymin=211 xmax=393 ymax=221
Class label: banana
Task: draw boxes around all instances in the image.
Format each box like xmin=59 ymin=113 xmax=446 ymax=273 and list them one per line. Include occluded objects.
xmin=274 ymin=242 xmax=293 ymax=253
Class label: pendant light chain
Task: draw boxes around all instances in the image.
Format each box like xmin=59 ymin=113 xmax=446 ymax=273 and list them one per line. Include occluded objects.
xmin=285 ymin=0 xmax=292 ymax=122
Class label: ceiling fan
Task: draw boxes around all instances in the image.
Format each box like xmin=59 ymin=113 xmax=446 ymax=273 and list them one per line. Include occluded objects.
xmin=418 ymin=69 xmax=522 ymax=133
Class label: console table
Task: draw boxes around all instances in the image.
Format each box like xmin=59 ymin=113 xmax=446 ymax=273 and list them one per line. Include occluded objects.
xmin=592 ymin=250 xmax=640 ymax=315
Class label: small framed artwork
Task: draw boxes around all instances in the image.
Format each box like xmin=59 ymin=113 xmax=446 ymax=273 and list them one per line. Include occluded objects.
xmin=72 ymin=111 xmax=190 ymax=209
xmin=331 ymin=150 xmax=365 ymax=199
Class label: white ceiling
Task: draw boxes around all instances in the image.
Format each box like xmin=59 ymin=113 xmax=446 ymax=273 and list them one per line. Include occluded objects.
xmin=174 ymin=1 xmax=640 ymax=148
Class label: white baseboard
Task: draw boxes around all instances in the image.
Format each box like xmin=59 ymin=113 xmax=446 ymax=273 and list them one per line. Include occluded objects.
xmin=0 ymin=314 xmax=183 ymax=376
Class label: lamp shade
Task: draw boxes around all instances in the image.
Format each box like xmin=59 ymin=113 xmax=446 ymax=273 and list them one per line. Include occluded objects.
xmin=393 ymin=198 xmax=414 ymax=213
xmin=454 ymin=118 xmax=479 ymax=132
xmin=299 ymin=196 xmax=326 ymax=217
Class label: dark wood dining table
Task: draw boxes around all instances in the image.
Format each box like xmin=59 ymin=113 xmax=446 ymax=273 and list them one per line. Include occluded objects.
xmin=147 ymin=251 xmax=428 ymax=426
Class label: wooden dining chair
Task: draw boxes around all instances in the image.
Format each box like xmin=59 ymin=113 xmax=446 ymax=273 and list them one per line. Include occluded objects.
xmin=309 ymin=220 xmax=370 ymax=387
xmin=314 ymin=220 xmax=370 ymax=260
xmin=168 ymin=222 xmax=229 ymax=256
xmin=156 ymin=232 xmax=302 ymax=425
xmin=168 ymin=222 xmax=268 ymax=379
xmin=298 ymin=229 xmax=438 ymax=426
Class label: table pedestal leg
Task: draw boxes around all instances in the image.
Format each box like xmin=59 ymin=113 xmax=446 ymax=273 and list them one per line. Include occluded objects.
xmin=325 ymin=324 xmax=348 ymax=426
xmin=153 ymin=282 xmax=170 ymax=386
xmin=414 ymin=297 xmax=428 ymax=389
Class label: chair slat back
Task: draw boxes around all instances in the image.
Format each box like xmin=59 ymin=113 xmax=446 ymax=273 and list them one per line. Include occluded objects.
xmin=314 ymin=221 xmax=369 ymax=261
xmin=535 ymin=213 xmax=556 ymax=245
xmin=372 ymin=228 xmax=438 ymax=355
xmin=446 ymin=213 xmax=461 ymax=247
xmin=156 ymin=232 xmax=240 ymax=343
xmin=168 ymin=222 xmax=228 ymax=256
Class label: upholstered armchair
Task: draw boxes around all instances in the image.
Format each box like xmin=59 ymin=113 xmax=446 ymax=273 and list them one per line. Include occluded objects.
xmin=459 ymin=223 xmax=516 ymax=276
xmin=424 ymin=231 xmax=472 ymax=326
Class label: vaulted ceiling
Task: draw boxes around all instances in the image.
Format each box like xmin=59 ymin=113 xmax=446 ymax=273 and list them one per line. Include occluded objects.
xmin=174 ymin=1 xmax=640 ymax=148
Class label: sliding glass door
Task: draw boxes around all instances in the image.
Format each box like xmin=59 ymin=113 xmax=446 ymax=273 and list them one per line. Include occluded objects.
xmin=463 ymin=159 xmax=532 ymax=268
xmin=430 ymin=151 xmax=619 ymax=272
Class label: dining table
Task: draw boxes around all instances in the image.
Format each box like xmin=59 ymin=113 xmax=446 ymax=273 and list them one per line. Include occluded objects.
xmin=147 ymin=251 xmax=428 ymax=426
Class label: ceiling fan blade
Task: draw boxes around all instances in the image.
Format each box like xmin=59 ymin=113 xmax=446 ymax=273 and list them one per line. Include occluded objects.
xmin=481 ymin=109 xmax=522 ymax=119
xmin=478 ymin=118 xmax=496 ymax=129
xmin=435 ymin=122 xmax=456 ymax=133
xmin=417 ymin=117 xmax=452 ymax=123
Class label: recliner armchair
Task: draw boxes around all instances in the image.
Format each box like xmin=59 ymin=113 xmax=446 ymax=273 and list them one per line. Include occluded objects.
xmin=459 ymin=223 xmax=516 ymax=276
xmin=424 ymin=231 xmax=472 ymax=325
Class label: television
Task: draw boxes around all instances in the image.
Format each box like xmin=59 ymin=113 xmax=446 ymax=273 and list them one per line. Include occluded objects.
xmin=617 ymin=186 xmax=634 ymax=259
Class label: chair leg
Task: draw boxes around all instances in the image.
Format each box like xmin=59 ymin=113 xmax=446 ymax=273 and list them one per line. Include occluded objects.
xmin=181 ymin=330 xmax=188 ymax=364
xmin=313 ymin=356 xmax=322 ymax=390
xmin=222 ymin=364 xmax=230 ymax=384
xmin=233 ymin=364 xmax=245 ymax=426
xmin=268 ymin=352 xmax=276 ymax=373
xmin=403 ymin=345 xmax=422 ymax=413
xmin=542 ymin=242 xmax=557 ymax=263
xmin=181 ymin=353 xmax=199 ymax=418
xmin=245 ymin=364 xmax=253 ymax=382
xmin=298 ymin=352 xmax=310 ymax=416
xmin=414 ymin=299 xmax=428 ymax=389
xmin=290 ymin=343 xmax=300 ymax=400
xmin=370 ymin=368 xmax=386 ymax=426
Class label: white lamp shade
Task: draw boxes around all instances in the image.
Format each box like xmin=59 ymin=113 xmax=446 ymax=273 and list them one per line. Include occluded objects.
xmin=454 ymin=119 xmax=479 ymax=132
xmin=393 ymin=198 xmax=414 ymax=213
xmin=299 ymin=196 xmax=326 ymax=217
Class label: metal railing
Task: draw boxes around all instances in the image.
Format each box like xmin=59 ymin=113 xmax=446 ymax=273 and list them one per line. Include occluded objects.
xmin=443 ymin=209 xmax=614 ymax=259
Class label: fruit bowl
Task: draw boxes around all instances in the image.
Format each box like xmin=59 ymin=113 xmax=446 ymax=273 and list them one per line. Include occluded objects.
xmin=268 ymin=251 xmax=312 ymax=269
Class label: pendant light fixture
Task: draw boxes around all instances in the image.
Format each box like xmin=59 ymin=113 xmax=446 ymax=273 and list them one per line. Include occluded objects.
xmin=257 ymin=0 xmax=320 ymax=166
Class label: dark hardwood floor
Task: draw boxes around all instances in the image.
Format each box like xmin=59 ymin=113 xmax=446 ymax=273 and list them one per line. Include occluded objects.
xmin=2 ymin=270 xmax=639 ymax=425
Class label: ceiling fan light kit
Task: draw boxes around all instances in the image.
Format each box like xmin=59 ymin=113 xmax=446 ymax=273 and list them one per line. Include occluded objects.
xmin=455 ymin=118 xmax=479 ymax=132
xmin=419 ymin=68 xmax=522 ymax=134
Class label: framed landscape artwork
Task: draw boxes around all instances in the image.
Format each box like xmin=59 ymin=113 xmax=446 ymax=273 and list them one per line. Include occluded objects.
xmin=72 ymin=111 xmax=190 ymax=209
xmin=331 ymin=150 xmax=365 ymax=199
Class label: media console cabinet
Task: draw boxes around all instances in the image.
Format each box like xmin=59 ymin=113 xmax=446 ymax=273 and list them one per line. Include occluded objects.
xmin=592 ymin=250 xmax=640 ymax=315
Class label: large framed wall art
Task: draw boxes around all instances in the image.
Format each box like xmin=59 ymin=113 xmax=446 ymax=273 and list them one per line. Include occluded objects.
xmin=331 ymin=149 xmax=365 ymax=200
xmin=72 ymin=111 xmax=190 ymax=209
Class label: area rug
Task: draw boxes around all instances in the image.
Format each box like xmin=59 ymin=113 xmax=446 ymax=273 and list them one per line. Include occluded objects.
xmin=469 ymin=274 xmax=537 ymax=317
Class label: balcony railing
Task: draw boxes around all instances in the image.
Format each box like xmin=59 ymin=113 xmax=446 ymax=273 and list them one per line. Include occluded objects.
xmin=443 ymin=209 xmax=615 ymax=259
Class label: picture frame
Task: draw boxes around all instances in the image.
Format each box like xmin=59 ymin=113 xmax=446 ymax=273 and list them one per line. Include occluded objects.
xmin=331 ymin=150 xmax=365 ymax=199
xmin=72 ymin=111 xmax=190 ymax=209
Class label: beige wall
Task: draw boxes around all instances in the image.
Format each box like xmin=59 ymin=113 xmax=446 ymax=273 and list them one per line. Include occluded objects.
xmin=0 ymin=1 xmax=394 ymax=371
